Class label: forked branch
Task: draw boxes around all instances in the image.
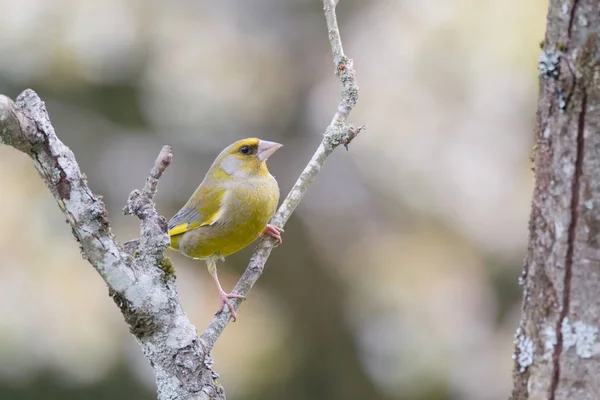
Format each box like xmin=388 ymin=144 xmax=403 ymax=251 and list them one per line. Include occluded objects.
xmin=0 ymin=0 xmax=361 ymax=398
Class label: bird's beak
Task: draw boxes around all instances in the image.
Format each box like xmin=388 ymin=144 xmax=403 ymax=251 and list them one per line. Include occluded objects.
xmin=257 ymin=140 xmax=282 ymax=162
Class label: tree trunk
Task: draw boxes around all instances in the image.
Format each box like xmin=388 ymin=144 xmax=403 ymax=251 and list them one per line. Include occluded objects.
xmin=512 ymin=1 xmax=600 ymax=399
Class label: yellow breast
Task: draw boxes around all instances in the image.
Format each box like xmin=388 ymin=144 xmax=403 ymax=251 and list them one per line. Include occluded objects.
xmin=176 ymin=175 xmax=279 ymax=259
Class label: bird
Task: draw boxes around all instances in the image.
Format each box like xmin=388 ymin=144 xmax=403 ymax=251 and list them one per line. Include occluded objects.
xmin=167 ymin=138 xmax=284 ymax=321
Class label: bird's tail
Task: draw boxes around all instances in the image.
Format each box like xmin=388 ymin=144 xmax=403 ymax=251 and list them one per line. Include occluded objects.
xmin=168 ymin=233 xmax=180 ymax=251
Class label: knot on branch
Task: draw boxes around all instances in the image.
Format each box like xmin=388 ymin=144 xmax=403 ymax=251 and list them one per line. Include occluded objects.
xmin=325 ymin=124 xmax=365 ymax=151
xmin=341 ymin=124 xmax=365 ymax=150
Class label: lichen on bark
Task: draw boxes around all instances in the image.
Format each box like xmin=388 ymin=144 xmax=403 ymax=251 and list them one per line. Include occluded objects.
xmin=512 ymin=1 xmax=600 ymax=399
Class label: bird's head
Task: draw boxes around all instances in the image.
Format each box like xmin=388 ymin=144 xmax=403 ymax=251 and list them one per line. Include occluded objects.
xmin=209 ymin=138 xmax=282 ymax=180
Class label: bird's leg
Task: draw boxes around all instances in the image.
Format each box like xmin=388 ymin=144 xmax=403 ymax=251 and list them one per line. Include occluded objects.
xmin=260 ymin=224 xmax=284 ymax=246
xmin=207 ymin=258 xmax=244 ymax=322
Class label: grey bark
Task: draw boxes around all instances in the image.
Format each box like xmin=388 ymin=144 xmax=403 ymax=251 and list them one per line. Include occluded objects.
xmin=0 ymin=1 xmax=360 ymax=398
xmin=512 ymin=1 xmax=600 ymax=399
xmin=0 ymin=90 xmax=224 ymax=400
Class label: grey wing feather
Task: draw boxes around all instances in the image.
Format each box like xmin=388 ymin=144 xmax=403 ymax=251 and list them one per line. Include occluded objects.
xmin=168 ymin=207 xmax=202 ymax=231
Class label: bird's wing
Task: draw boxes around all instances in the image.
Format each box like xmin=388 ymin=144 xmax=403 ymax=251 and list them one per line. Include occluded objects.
xmin=167 ymin=184 xmax=226 ymax=237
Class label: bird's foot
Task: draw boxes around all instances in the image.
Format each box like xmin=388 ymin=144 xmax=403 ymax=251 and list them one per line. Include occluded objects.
xmin=261 ymin=224 xmax=284 ymax=246
xmin=218 ymin=290 xmax=245 ymax=322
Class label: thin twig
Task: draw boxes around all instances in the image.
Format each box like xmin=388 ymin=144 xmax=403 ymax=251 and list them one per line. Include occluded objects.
xmin=200 ymin=0 xmax=362 ymax=351
xmin=144 ymin=145 xmax=173 ymax=201
xmin=124 ymin=145 xmax=173 ymax=216
xmin=123 ymin=145 xmax=173 ymax=253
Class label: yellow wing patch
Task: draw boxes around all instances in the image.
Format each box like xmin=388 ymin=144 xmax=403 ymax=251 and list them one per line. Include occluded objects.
xmin=168 ymin=222 xmax=198 ymax=237
xmin=167 ymin=184 xmax=226 ymax=237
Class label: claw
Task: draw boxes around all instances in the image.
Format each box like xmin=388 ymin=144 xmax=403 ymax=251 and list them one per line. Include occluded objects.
xmin=261 ymin=224 xmax=284 ymax=246
xmin=218 ymin=290 xmax=245 ymax=322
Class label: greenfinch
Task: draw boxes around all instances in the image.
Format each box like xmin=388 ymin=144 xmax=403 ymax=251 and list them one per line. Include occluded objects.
xmin=168 ymin=138 xmax=284 ymax=321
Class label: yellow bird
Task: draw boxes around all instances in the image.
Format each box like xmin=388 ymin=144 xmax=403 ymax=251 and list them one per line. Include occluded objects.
xmin=168 ymin=138 xmax=284 ymax=321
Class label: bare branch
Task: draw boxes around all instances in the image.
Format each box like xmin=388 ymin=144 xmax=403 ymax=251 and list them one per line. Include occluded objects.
xmin=0 ymin=90 xmax=224 ymax=400
xmin=0 ymin=90 xmax=134 ymax=287
xmin=200 ymin=0 xmax=362 ymax=351
xmin=1 ymin=1 xmax=363 ymax=397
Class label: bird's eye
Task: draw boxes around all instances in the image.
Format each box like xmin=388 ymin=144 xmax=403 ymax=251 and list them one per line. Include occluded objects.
xmin=240 ymin=145 xmax=251 ymax=155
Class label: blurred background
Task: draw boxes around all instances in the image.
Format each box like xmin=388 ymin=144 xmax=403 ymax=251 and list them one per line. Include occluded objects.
xmin=0 ymin=0 xmax=545 ymax=399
